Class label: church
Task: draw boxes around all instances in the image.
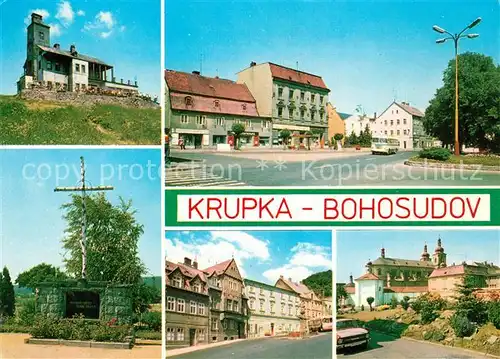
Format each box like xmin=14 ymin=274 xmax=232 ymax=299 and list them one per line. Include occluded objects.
xmin=17 ymin=13 xmax=138 ymax=94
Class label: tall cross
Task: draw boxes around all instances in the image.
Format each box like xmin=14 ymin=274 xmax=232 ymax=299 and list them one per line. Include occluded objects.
xmin=54 ymin=156 xmax=114 ymax=280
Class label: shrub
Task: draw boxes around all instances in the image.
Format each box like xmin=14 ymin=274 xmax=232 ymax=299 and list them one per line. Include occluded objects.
xmin=420 ymin=304 xmax=438 ymax=324
xmin=16 ymin=297 xmax=36 ymax=326
xmin=141 ymin=311 xmax=161 ymax=332
xmin=135 ymin=330 xmax=161 ymax=340
xmin=390 ymin=297 xmax=398 ymax=309
xmin=411 ymin=293 xmax=447 ymax=313
xmin=401 ymin=296 xmax=410 ymax=310
xmin=450 ymin=313 xmax=475 ymax=338
xmin=423 ymin=330 xmax=445 ymax=342
xmin=418 ymin=147 xmax=452 ymax=161
xmin=488 ymin=301 xmax=500 ymax=329
xmin=360 ymin=304 xmax=365 ymax=311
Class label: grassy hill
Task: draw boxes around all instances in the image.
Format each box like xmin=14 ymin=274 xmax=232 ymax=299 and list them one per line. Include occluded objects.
xmin=303 ymin=270 xmax=332 ymax=297
xmin=0 ymin=95 xmax=160 ymax=145
xmin=142 ymin=276 xmax=161 ymax=290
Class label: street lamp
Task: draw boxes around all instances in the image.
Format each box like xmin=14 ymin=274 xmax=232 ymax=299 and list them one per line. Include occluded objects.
xmin=432 ymin=17 xmax=481 ymax=156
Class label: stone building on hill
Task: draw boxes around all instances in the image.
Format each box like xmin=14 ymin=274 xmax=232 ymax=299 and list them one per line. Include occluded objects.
xmin=18 ymin=13 xmax=138 ymax=94
xmin=275 ymin=276 xmax=323 ymax=320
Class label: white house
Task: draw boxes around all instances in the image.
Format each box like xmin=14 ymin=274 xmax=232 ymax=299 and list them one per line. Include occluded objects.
xmin=344 ymin=114 xmax=376 ymax=137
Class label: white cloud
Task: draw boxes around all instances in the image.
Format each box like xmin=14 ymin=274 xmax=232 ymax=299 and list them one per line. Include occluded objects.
xmin=83 ymin=11 xmax=122 ymax=39
xmin=56 ymin=1 xmax=74 ymax=27
xmin=49 ymin=23 xmax=62 ymax=37
xmin=24 ymin=9 xmax=50 ymax=26
xmin=263 ymin=265 xmax=313 ymax=284
xmin=76 ymin=10 xmax=85 ymax=16
xmin=165 ymin=231 xmax=271 ymax=278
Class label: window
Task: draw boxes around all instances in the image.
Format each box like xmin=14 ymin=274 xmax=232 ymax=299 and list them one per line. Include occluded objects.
xmin=233 ymin=301 xmax=239 ymax=313
xmin=75 ymin=64 xmax=80 ymax=72
xmin=384 ymin=120 xmax=387 ymax=126
xmin=216 ymin=117 xmax=225 ymax=126
xmin=259 ymin=300 xmax=264 ymax=311
xmin=55 ymin=63 xmax=61 ymax=72
xmin=198 ymin=329 xmax=206 ymax=341
xmin=403 ymin=118 xmax=407 ymax=125
xmin=311 ymin=111 xmax=316 ymax=121
xmin=190 ymin=301 xmax=197 ymax=314
xmin=47 ymin=61 xmax=52 ymax=70
xmin=82 ymin=65 xmax=86 ymax=74
xmin=176 ymin=328 xmax=185 ymax=341
xmin=390 ymin=130 xmax=394 ymax=135
xmin=249 ymin=286 xmax=255 ymax=293
xmin=403 ymin=129 xmax=407 ymax=135
xmin=227 ymin=300 xmax=233 ymax=311
xmin=278 ymin=87 xmax=283 ymax=98
xmin=173 ymin=275 xmax=182 ymax=288
xmin=198 ymin=303 xmax=205 ymax=315
xmin=196 ymin=116 xmax=207 ymax=125
xmin=384 ymin=130 xmax=388 ymax=135
xmin=180 ymin=115 xmax=189 ymax=124
xmin=193 ymin=282 xmax=201 ymax=293
xmin=281 ymin=303 xmax=285 ymax=313
xmin=245 ymin=119 xmax=251 ymax=127
xmin=260 ymin=287 xmax=264 ymax=294
xmin=262 ymin=120 xmax=270 ymax=129
xmin=397 ymin=119 xmax=400 ymax=125
xmin=288 ymin=109 xmax=293 ymax=119
xmin=289 ymin=305 xmax=293 ymax=315
xmin=300 ymin=91 xmax=305 ymax=101
xmin=320 ymin=95 xmax=324 ymax=104
xmin=311 ymin=94 xmax=316 ymax=103
xmin=396 ymin=109 xmax=399 ymax=114
xmin=167 ymin=297 xmax=175 ymax=311
xmin=397 ymin=130 xmax=400 ymax=135
xmin=39 ymin=32 xmax=45 ymax=40
xmin=249 ymin=299 xmax=255 ymax=310
xmin=278 ymin=107 xmax=283 ymax=117
xmin=166 ymin=328 xmax=175 ymax=341
xmin=242 ymin=103 xmax=247 ymax=111
xmin=270 ymin=302 xmax=275 ymax=313
xmin=185 ymin=96 xmax=193 ymax=106
xmin=300 ymin=109 xmax=305 ymax=119
xmin=214 ymin=100 xmax=220 ymax=108
xmin=177 ymin=299 xmax=185 ymax=313
xmin=211 ymin=318 xmax=218 ymax=331
xmin=289 ymin=89 xmax=294 ymax=100
xmin=390 ymin=120 xmax=394 ymax=126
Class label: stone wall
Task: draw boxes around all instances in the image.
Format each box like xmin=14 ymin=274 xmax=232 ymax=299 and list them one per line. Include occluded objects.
xmin=19 ymin=89 xmax=159 ymax=109
xmin=36 ymin=280 xmax=133 ymax=324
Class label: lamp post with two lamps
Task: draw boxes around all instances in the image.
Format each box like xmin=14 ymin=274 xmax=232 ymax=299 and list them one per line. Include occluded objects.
xmin=432 ymin=17 xmax=481 ymax=156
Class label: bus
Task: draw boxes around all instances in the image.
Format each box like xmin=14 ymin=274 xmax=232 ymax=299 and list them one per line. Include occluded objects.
xmin=321 ymin=315 xmax=333 ymax=332
xmin=371 ymin=137 xmax=400 ymax=155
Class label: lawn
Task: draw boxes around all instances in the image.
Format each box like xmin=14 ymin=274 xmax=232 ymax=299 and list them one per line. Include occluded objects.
xmin=409 ymin=154 xmax=500 ymax=167
xmin=0 ymin=95 xmax=160 ymax=145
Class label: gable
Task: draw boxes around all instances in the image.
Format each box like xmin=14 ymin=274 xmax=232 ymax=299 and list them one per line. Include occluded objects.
xmin=275 ymin=278 xmax=296 ymax=293
xmin=224 ymin=259 xmax=243 ymax=281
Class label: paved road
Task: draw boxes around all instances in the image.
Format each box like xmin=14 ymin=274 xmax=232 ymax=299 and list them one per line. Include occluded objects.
xmin=169 ymin=333 xmax=332 ymax=359
xmin=166 ymin=162 xmax=247 ymax=187
xmin=338 ymin=331 xmax=486 ymax=358
xmin=168 ymin=151 xmax=500 ymax=186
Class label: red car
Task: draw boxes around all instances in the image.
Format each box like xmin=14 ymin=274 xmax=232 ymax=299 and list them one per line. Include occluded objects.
xmin=336 ymin=319 xmax=370 ymax=351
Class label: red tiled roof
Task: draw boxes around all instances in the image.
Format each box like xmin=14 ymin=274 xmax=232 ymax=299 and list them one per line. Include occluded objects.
xmin=345 ymin=286 xmax=355 ymax=294
xmin=268 ymin=63 xmax=329 ymax=90
xmin=166 ymin=260 xmax=207 ymax=283
xmin=384 ymin=286 xmax=428 ymax=293
xmin=356 ymin=273 xmax=380 ymax=281
xmin=396 ymin=102 xmax=424 ymax=117
xmin=165 ymin=70 xmax=256 ymax=102
xmin=429 ymin=265 xmax=465 ymax=278
xmin=169 ymin=93 xmax=259 ymax=117
xmin=202 ymin=259 xmax=233 ymax=276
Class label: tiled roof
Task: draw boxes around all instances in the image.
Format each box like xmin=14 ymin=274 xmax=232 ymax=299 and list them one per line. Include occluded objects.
xmin=169 ymin=93 xmax=259 ymax=117
xmin=166 ymin=260 xmax=207 ymax=283
xmin=277 ymin=278 xmax=318 ymax=300
xmin=202 ymin=259 xmax=233 ymax=276
xmin=396 ymin=102 xmax=424 ymax=117
xmin=268 ymin=63 xmax=329 ymax=90
xmin=384 ymin=286 xmax=428 ymax=293
xmin=429 ymin=265 xmax=465 ymax=278
xmin=372 ymin=257 xmax=436 ymax=268
xmin=38 ymin=45 xmax=110 ymax=67
xmin=165 ymin=70 xmax=256 ymax=102
xmin=345 ymin=286 xmax=355 ymax=294
xmin=355 ymin=273 xmax=380 ymax=281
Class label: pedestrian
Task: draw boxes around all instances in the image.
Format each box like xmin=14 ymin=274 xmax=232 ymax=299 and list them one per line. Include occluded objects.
xmin=179 ymin=138 xmax=185 ymax=150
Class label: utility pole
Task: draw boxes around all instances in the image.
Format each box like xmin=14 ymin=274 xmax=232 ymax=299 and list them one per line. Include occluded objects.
xmin=54 ymin=156 xmax=114 ymax=280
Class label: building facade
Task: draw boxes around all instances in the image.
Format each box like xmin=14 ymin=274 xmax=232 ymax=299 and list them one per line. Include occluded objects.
xmin=371 ymin=101 xmax=431 ymax=150
xmin=244 ymin=279 xmax=300 ymax=338
xmin=344 ymin=113 xmax=376 ymax=138
xmin=326 ymin=103 xmax=347 ymax=146
xmin=18 ymin=13 xmax=138 ymax=94
xmin=237 ymin=62 xmax=330 ymax=147
xmin=275 ymin=276 xmax=323 ymax=320
xmin=165 ymin=70 xmax=271 ymax=149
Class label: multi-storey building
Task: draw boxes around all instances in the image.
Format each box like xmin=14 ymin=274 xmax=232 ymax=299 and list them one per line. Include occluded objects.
xmin=371 ymin=101 xmax=432 ymax=150
xmin=165 ymin=258 xmax=210 ymax=348
xmin=237 ymin=62 xmax=330 ymax=147
xmin=165 ymin=69 xmax=272 ymax=149
xmin=344 ymin=113 xmax=377 ymax=138
xmin=322 ymin=297 xmax=333 ymax=317
xmin=244 ymin=279 xmax=300 ymax=338
xmin=275 ymin=276 xmax=323 ymax=320
xmin=18 ymin=13 xmax=138 ymax=94
xmin=326 ymin=103 xmax=347 ymax=146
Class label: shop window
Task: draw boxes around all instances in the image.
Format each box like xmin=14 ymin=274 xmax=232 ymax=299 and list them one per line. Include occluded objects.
xmin=166 ymin=328 xmax=175 ymax=341
xmin=176 ymin=328 xmax=185 ymax=341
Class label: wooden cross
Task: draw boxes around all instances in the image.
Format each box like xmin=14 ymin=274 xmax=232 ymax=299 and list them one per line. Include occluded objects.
xmin=54 ymin=156 xmax=114 ymax=280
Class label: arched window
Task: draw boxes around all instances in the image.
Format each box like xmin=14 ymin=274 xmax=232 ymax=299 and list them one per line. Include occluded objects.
xmin=214 ymin=100 xmax=220 ymax=108
xmin=185 ymin=96 xmax=193 ymax=106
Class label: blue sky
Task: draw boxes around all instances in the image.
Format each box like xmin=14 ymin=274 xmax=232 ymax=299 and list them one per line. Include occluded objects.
xmin=0 ymin=0 xmax=160 ymax=97
xmin=166 ymin=0 xmax=499 ymax=115
xmin=0 ymin=148 xmax=162 ymax=279
xmin=165 ymin=230 xmax=332 ymax=284
xmin=337 ymin=229 xmax=500 ymax=283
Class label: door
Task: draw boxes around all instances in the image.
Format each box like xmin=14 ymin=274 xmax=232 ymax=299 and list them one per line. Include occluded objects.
xmin=271 ymin=323 xmax=275 ymax=336
xmin=238 ymin=323 xmax=242 ymax=338
xmin=404 ymin=141 xmax=407 ymax=149
xmin=194 ymin=135 xmax=203 ymax=149
xmin=189 ymin=328 xmax=196 ymax=346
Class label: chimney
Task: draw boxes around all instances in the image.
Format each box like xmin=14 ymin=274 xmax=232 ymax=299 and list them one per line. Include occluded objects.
xmin=54 ymin=43 xmax=60 ymax=50
xmin=31 ymin=13 xmax=43 ymax=24
xmin=374 ymin=112 xmax=377 ymax=119
xmin=215 ymin=76 xmax=219 ymax=79
xmin=250 ymin=61 xmax=257 ymax=67
xmin=70 ymin=44 xmax=76 ymax=54
xmin=192 ymin=70 xmax=200 ymax=75
xmin=184 ymin=257 xmax=192 ymax=266
xmin=288 ymin=277 xmax=292 ymax=282
xmin=279 ymin=275 xmax=284 ymax=279
xmin=381 ymin=247 xmax=385 ymax=258
xmin=193 ymin=261 xmax=198 ymax=269
xmin=349 ymin=274 xmax=353 ymax=285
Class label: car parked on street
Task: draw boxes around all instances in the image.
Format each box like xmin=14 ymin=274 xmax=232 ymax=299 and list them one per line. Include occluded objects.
xmin=336 ymin=319 xmax=370 ymax=352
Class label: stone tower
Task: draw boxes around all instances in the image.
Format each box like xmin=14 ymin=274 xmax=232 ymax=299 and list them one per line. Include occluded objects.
xmin=25 ymin=13 xmax=50 ymax=79
xmin=432 ymin=237 xmax=447 ymax=268
xmin=420 ymin=243 xmax=430 ymax=262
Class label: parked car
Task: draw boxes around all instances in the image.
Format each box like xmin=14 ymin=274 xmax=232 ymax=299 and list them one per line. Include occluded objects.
xmin=336 ymin=319 xmax=370 ymax=352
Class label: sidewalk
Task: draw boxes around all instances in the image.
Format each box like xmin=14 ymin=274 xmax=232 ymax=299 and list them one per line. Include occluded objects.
xmin=171 ymin=147 xmax=372 ymax=154
xmin=166 ymin=339 xmax=246 ymax=357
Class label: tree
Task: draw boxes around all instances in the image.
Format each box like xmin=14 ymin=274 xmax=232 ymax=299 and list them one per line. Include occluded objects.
xmin=366 ymin=297 xmax=374 ymax=311
xmin=453 ymin=274 xmax=488 ymax=325
xmin=359 ymin=124 xmax=372 ymax=147
xmin=302 ymin=270 xmax=332 ymax=297
xmin=334 ymin=133 xmax=344 ymax=142
xmin=305 ymin=131 xmax=313 ymax=150
xmin=61 ymin=193 xmax=146 ymax=284
xmin=424 ymin=52 xmax=500 ymax=153
xmin=345 ymin=131 xmax=358 ymax=147
xmin=0 ymin=267 xmax=15 ymax=317
xmin=16 ymin=263 xmax=68 ymax=291
xmin=336 ymin=284 xmax=348 ymax=306
xmin=279 ymin=129 xmax=291 ymax=149
xmin=231 ymin=123 xmax=246 ymax=150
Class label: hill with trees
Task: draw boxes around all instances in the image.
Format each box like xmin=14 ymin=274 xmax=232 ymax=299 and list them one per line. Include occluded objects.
xmin=302 ymin=270 xmax=332 ymax=297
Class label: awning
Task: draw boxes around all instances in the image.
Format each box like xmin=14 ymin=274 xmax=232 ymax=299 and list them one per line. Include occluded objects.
xmin=174 ymin=129 xmax=210 ymax=135
xmin=273 ymin=124 xmax=310 ymax=131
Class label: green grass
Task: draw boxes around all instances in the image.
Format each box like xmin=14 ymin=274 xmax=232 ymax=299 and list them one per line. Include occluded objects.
xmin=0 ymin=95 xmax=160 ymax=145
xmin=410 ymin=155 xmax=500 ymax=167
xmin=135 ymin=330 xmax=161 ymax=340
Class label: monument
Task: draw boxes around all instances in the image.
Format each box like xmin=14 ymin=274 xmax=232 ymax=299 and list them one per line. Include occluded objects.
xmin=36 ymin=157 xmax=133 ymax=323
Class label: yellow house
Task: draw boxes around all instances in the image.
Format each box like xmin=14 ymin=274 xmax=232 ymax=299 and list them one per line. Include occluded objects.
xmin=327 ymin=103 xmax=348 ymax=146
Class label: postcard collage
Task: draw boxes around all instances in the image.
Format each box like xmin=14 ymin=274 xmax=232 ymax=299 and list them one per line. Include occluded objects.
xmin=0 ymin=0 xmax=499 ymax=358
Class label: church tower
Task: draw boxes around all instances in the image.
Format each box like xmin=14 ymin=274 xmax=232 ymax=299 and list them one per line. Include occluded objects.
xmin=25 ymin=13 xmax=51 ymax=78
xmin=420 ymin=243 xmax=430 ymax=262
xmin=432 ymin=237 xmax=447 ymax=268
